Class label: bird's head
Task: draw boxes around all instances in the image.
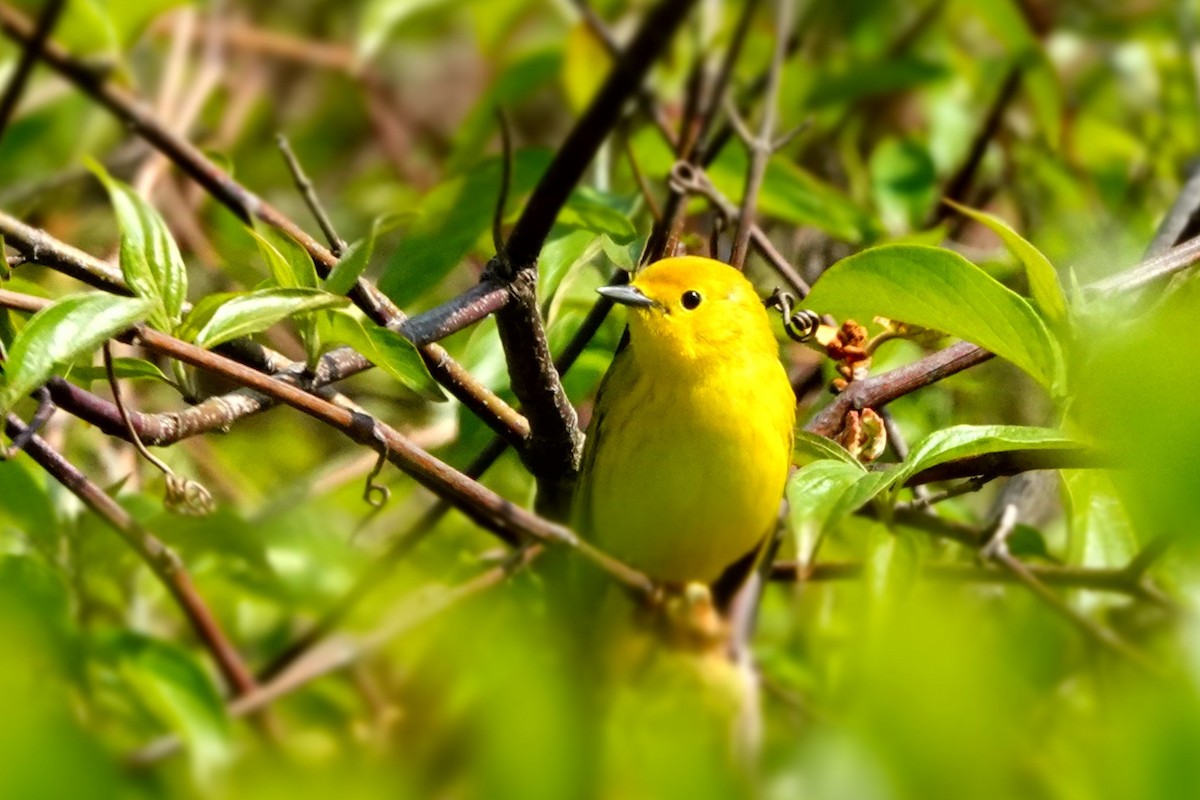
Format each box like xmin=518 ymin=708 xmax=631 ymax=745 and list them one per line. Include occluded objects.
xmin=598 ymin=256 xmax=778 ymax=366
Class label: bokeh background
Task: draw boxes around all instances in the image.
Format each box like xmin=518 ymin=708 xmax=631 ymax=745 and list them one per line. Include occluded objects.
xmin=3 ymin=0 xmax=1200 ymax=797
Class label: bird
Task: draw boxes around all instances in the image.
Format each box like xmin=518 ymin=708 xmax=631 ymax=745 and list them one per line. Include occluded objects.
xmin=574 ymin=256 xmax=796 ymax=592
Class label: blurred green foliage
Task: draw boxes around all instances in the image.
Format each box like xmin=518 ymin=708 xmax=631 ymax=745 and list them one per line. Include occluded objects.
xmin=3 ymin=0 xmax=1200 ymax=798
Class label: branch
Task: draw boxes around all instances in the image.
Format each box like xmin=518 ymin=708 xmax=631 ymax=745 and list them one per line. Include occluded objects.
xmin=902 ymin=446 xmax=1109 ymax=487
xmin=0 ymin=0 xmax=65 ymax=142
xmin=0 ymin=288 xmax=655 ymax=597
xmin=3 ymin=413 xmax=258 ymax=695
xmin=261 ymin=272 xmax=626 ymax=678
xmin=276 ymin=133 xmax=346 ymax=256
xmin=928 ymin=66 xmax=1022 ymax=226
xmin=773 ymin=560 xmax=1163 ymax=598
xmin=0 ymin=4 xmax=527 ymax=446
xmin=128 ymin=546 xmax=542 ymax=767
xmin=729 ymin=0 xmax=793 ymax=270
xmin=0 ymin=209 xmax=130 ymax=294
xmin=489 ymin=0 xmax=699 ymax=515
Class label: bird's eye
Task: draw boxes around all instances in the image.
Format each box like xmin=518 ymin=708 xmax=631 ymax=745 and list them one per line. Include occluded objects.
xmin=681 ymin=290 xmax=702 ymax=310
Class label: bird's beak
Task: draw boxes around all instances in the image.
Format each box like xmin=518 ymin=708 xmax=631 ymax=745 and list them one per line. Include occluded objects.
xmin=597 ymin=284 xmax=656 ymax=308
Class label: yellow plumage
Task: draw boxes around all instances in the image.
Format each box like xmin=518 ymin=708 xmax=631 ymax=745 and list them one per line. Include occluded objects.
xmin=575 ymin=256 xmax=795 ymax=586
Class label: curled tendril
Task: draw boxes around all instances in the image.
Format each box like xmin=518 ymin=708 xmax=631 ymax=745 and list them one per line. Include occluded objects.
xmin=164 ymin=474 xmax=216 ymax=517
xmin=764 ymin=288 xmax=820 ymax=343
xmin=363 ymin=448 xmax=391 ymax=510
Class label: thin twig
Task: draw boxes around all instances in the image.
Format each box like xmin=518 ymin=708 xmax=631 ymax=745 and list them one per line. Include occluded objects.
xmin=276 ymin=133 xmax=347 ymax=256
xmin=3 ymin=412 xmax=258 ymax=695
xmin=0 ymin=386 xmax=54 ymax=458
xmin=728 ymin=0 xmax=794 ymax=270
xmin=0 ymin=4 xmax=528 ymax=447
xmin=984 ymin=504 xmax=1158 ymax=672
xmin=0 ymin=0 xmax=65 ymax=143
xmin=492 ymin=107 xmax=514 ymax=256
xmin=128 ymin=545 xmax=542 ymax=767
xmin=0 ymin=290 xmax=659 ymax=596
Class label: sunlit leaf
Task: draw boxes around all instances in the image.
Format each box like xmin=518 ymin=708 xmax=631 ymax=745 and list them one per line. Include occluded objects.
xmin=88 ymin=159 xmax=188 ymax=331
xmin=318 ymin=309 xmax=445 ymax=401
xmin=804 ymin=244 xmax=1063 ymax=389
xmin=65 ymin=356 xmax=172 ymax=386
xmin=191 ymin=288 xmax=348 ymax=350
xmin=248 ymin=226 xmax=319 ymax=290
xmin=943 ymin=199 xmax=1068 ymax=327
xmin=379 ymin=149 xmax=552 ymax=306
xmin=0 ymin=293 xmax=152 ymax=414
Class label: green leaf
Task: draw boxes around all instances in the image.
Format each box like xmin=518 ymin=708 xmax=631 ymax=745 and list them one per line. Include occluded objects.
xmin=357 ymin=0 xmax=456 ymax=61
xmin=793 ymin=431 xmax=861 ymax=467
xmin=557 ymin=191 xmax=637 ymax=243
xmin=325 ymin=223 xmax=380 ymax=297
xmin=539 ymin=230 xmax=600 ymax=310
xmin=943 ymin=199 xmax=1068 ymax=327
xmin=708 ymin=143 xmax=877 ymax=244
xmin=804 ymin=57 xmax=949 ymax=109
xmin=379 ymin=149 xmax=553 ymax=306
xmin=787 ymin=463 xmax=894 ymax=533
xmin=318 ymin=310 xmax=445 ymax=401
xmin=248 ymin=227 xmax=319 ymax=290
xmin=804 ymin=244 xmax=1063 ymax=388
xmin=787 ymin=455 xmax=864 ymax=537
xmin=890 ymin=425 xmax=1083 ymax=491
xmin=87 ymin=159 xmax=188 ymax=331
xmin=109 ymin=633 xmax=230 ymax=775
xmin=0 ymin=294 xmax=152 ymax=415
xmin=0 ymin=460 xmax=56 ymax=546
xmin=1063 ymin=470 xmax=1139 ymax=570
xmin=191 ymin=288 xmax=349 ymax=350
xmin=65 ymin=357 xmax=172 ymax=387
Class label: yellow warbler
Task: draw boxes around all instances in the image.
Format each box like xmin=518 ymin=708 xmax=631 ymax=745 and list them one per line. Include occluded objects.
xmin=575 ymin=256 xmax=796 ymax=586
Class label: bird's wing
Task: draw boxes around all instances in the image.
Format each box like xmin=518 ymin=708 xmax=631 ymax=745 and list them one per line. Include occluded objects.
xmin=574 ymin=327 xmax=633 ymax=537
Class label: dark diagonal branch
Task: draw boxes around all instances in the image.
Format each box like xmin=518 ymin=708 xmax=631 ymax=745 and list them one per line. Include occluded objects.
xmin=0 ymin=288 xmax=655 ymax=597
xmin=928 ymin=66 xmax=1022 ymax=226
xmin=3 ymin=413 xmax=257 ymax=695
xmin=0 ymin=4 xmax=526 ymax=446
xmin=0 ymin=0 xmax=65 ymax=142
xmin=488 ymin=0 xmax=699 ymax=515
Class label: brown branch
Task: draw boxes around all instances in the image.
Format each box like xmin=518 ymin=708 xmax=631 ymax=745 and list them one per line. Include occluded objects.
xmin=261 ymin=271 xmax=627 ymax=678
xmin=773 ymin=560 xmax=1161 ymax=597
xmin=0 ymin=210 xmax=530 ymax=448
xmin=276 ymin=133 xmax=347 ymax=257
xmin=903 ymin=447 xmax=1109 ymax=487
xmin=729 ymin=0 xmax=793 ymax=270
xmin=0 ymin=209 xmax=130 ymax=295
xmin=487 ymin=0 xmax=698 ymax=515
xmin=0 ymin=0 xmax=64 ymax=142
xmin=128 ymin=546 xmax=542 ymax=767
xmin=0 ymin=287 xmax=655 ymax=597
xmin=0 ymin=4 xmax=527 ymax=447
xmin=3 ymin=412 xmax=258 ymax=695
xmin=928 ymin=66 xmax=1022 ymax=226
